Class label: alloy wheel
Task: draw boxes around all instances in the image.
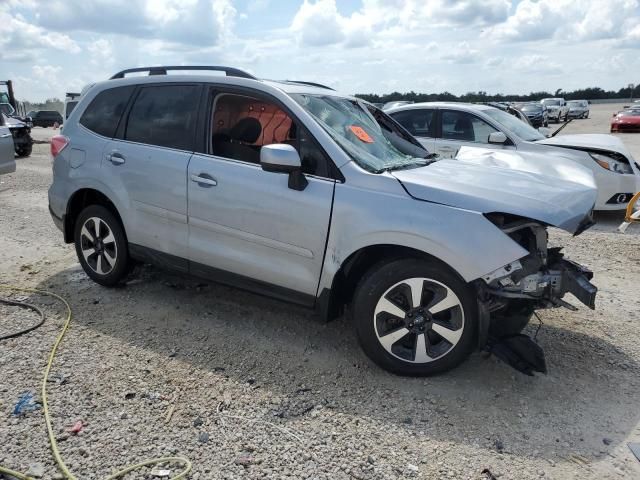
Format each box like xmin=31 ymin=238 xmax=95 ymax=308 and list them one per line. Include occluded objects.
xmin=79 ymin=217 xmax=118 ymax=275
xmin=373 ymin=277 xmax=464 ymax=364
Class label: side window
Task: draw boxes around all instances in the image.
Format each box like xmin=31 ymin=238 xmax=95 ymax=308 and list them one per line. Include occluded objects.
xmin=441 ymin=110 xmax=499 ymax=143
xmin=80 ymin=86 xmax=134 ymax=138
xmin=210 ymin=93 xmax=328 ymax=176
xmin=125 ymin=85 xmax=200 ymax=151
xmin=390 ymin=109 xmax=435 ymax=137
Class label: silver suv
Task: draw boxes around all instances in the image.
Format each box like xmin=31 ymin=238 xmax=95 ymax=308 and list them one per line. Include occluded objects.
xmin=49 ymin=66 xmax=598 ymax=376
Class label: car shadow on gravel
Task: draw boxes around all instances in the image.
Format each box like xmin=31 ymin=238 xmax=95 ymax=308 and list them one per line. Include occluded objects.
xmin=36 ymin=264 xmax=640 ymax=463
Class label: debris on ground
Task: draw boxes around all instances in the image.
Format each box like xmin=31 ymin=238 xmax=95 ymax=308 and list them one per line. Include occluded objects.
xmin=13 ymin=391 xmax=39 ymax=415
xmin=26 ymin=463 xmax=45 ymax=478
xmin=68 ymin=420 xmax=83 ymax=434
xmin=629 ymin=443 xmax=640 ymax=463
xmin=150 ymin=467 xmax=172 ymax=477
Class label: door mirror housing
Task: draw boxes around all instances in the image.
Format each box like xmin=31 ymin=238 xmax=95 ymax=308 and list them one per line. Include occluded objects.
xmin=260 ymin=144 xmax=308 ymax=191
xmin=488 ymin=131 xmax=508 ymax=144
xmin=538 ymin=127 xmax=552 ymax=137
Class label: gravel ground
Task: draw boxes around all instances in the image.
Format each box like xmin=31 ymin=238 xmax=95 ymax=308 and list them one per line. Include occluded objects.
xmin=1 ymin=104 xmax=640 ymax=480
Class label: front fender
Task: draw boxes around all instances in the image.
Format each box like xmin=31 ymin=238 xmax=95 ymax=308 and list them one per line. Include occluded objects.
xmin=317 ymin=179 xmax=529 ymax=294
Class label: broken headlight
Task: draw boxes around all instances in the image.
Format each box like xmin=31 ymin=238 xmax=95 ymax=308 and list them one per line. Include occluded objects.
xmin=590 ymin=152 xmax=633 ymax=174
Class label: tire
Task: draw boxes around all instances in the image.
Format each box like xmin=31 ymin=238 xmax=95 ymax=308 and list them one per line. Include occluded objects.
xmin=489 ymin=301 xmax=534 ymax=337
xmin=74 ymin=205 xmax=130 ymax=287
xmin=352 ymin=258 xmax=478 ymax=376
xmin=15 ymin=144 xmax=32 ymax=158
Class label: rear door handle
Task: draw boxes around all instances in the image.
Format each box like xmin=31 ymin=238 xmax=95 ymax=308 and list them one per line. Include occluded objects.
xmin=107 ymin=152 xmax=125 ymax=165
xmin=190 ymin=173 xmax=217 ymax=187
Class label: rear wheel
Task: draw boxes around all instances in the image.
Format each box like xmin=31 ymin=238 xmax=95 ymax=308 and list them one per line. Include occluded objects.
xmin=352 ymin=258 xmax=477 ymax=376
xmin=15 ymin=144 xmax=32 ymax=158
xmin=74 ymin=205 xmax=130 ymax=286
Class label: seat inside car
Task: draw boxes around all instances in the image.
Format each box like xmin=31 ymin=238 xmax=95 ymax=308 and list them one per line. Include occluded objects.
xmin=213 ymin=117 xmax=262 ymax=163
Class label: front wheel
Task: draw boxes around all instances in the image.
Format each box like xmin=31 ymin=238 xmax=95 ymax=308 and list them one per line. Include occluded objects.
xmin=352 ymin=258 xmax=477 ymax=376
xmin=74 ymin=205 xmax=130 ymax=287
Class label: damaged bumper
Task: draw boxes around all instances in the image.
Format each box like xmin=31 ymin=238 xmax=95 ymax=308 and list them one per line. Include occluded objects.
xmin=485 ymin=257 xmax=597 ymax=310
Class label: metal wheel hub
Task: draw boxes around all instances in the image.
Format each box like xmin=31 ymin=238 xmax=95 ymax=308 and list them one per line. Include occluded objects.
xmin=80 ymin=217 xmax=117 ymax=275
xmin=373 ymin=277 xmax=465 ymax=364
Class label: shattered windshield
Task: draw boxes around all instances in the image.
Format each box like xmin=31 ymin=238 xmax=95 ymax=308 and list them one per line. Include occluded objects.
xmin=484 ymin=108 xmax=546 ymax=142
xmin=291 ymin=94 xmax=427 ymax=173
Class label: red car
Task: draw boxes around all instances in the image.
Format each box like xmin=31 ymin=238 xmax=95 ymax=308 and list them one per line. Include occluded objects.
xmin=611 ymin=109 xmax=640 ymax=133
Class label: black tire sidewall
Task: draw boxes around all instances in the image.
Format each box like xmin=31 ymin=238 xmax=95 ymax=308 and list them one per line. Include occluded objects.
xmin=74 ymin=205 xmax=129 ymax=287
xmin=352 ymin=258 xmax=478 ymax=376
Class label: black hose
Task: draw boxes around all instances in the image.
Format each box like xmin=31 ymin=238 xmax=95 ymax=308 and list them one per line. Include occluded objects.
xmin=0 ymin=297 xmax=45 ymax=340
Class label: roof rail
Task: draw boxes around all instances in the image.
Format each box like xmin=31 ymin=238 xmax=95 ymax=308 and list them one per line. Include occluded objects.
xmin=284 ymin=80 xmax=335 ymax=91
xmin=110 ymin=66 xmax=257 ymax=80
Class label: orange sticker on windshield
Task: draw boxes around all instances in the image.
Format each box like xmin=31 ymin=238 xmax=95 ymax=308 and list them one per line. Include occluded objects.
xmin=349 ymin=125 xmax=374 ymax=143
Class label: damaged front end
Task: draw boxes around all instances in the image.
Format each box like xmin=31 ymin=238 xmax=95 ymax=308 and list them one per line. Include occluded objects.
xmin=476 ymin=213 xmax=598 ymax=375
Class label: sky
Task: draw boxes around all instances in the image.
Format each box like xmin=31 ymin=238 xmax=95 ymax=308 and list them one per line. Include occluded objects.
xmin=1 ymin=0 xmax=639 ymax=102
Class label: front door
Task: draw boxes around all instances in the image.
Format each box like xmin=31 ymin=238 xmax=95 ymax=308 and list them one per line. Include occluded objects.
xmin=187 ymin=89 xmax=335 ymax=303
xmin=434 ymin=109 xmax=504 ymax=159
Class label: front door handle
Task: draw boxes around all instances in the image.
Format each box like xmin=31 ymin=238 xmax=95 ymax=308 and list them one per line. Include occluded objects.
xmin=107 ymin=152 xmax=125 ymax=165
xmin=190 ymin=173 xmax=217 ymax=187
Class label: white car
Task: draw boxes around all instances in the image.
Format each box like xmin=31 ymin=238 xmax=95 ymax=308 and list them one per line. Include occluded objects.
xmin=0 ymin=114 xmax=16 ymax=175
xmin=567 ymin=100 xmax=589 ymax=119
xmin=541 ymin=98 xmax=569 ymax=123
xmin=386 ymin=102 xmax=640 ymax=210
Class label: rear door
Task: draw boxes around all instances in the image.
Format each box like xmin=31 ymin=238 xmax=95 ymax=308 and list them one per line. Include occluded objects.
xmin=0 ymin=115 xmax=15 ymax=175
xmin=102 ymin=83 xmax=202 ymax=262
xmin=434 ymin=109 xmax=503 ymax=159
xmin=187 ymin=87 xmax=335 ymax=302
xmin=388 ymin=108 xmax=437 ymax=152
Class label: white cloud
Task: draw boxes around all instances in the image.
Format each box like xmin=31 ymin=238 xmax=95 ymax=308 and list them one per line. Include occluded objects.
xmin=486 ymin=0 xmax=640 ymax=42
xmin=37 ymin=0 xmax=236 ymax=47
xmin=440 ymin=42 xmax=478 ymax=64
xmin=0 ymin=11 xmax=81 ymax=55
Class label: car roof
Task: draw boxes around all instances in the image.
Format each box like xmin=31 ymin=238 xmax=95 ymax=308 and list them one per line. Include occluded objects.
xmin=87 ymin=74 xmax=344 ymax=99
xmin=384 ymin=101 xmax=494 ymax=113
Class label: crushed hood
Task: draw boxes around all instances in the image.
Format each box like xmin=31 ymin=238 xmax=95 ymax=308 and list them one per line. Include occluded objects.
xmin=537 ymin=134 xmax=635 ymax=159
xmin=392 ymin=158 xmax=597 ymax=233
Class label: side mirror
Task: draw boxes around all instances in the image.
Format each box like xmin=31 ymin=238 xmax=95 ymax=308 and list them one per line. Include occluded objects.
xmin=538 ymin=127 xmax=551 ymax=137
xmin=260 ymin=143 xmax=308 ymax=191
xmin=488 ymin=131 xmax=508 ymax=144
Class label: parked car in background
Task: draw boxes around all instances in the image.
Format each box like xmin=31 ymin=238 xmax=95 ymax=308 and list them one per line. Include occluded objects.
xmin=48 ymin=65 xmax=599 ymax=376
xmin=32 ymin=110 xmax=63 ymax=127
xmin=64 ymin=92 xmax=81 ymax=119
xmin=0 ymin=114 xmax=16 ymax=174
xmin=611 ymin=109 xmax=640 ymax=133
xmin=540 ymin=98 xmax=569 ymax=122
xmin=387 ymin=102 xmax=640 ymax=210
xmin=567 ymin=100 xmax=589 ymax=119
xmin=382 ymin=100 xmax=413 ymax=110
xmin=519 ymin=103 xmax=548 ymax=128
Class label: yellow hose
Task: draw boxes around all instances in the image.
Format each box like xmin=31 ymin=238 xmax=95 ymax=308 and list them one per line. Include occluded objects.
xmin=0 ymin=285 xmax=192 ymax=480
xmin=624 ymin=191 xmax=640 ymax=224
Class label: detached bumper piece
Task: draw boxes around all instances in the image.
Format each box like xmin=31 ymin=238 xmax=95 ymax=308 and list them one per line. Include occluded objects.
xmin=562 ymin=259 xmax=597 ymax=310
xmin=487 ymin=335 xmax=547 ymax=376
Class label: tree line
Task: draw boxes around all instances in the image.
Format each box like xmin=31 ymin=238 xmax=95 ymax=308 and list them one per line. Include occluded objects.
xmin=356 ymin=84 xmax=640 ymax=104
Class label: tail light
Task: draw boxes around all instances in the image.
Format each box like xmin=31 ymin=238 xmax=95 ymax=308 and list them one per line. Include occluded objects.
xmin=50 ymin=135 xmax=69 ymax=157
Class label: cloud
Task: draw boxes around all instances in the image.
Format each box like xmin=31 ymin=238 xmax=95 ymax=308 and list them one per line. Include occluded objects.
xmin=440 ymin=42 xmax=478 ymax=64
xmin=36 ymin=0 xmax=236 ymax=47
xmin=0 ymin=11 xmax=81 ymax=54
xmin=486 ymin=0 xmax=640 ymax=42
xmin=512 ymin=54 xmax=561 ymax=73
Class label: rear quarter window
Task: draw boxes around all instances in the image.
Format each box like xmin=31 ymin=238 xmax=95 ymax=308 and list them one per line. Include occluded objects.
xmin=124 ymin=85 xmax=201 ymax=151
xmin=80 ymin=86 xmax=135 ymax=138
